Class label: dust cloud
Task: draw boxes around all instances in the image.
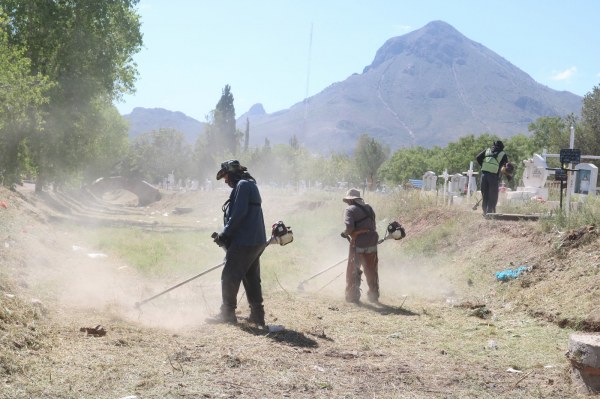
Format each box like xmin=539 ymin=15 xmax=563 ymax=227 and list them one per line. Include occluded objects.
xmin=10 ymin=184 xmax=459 ymax=332
xmin=13 ymin=218 xmax=222 ymax=331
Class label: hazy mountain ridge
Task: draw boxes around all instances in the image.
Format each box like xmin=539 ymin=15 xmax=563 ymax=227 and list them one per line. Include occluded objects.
xmin=123 ymin=107 xmax=205 ymax=143
xmin=124 ymin=21 xmax=582 ymax=153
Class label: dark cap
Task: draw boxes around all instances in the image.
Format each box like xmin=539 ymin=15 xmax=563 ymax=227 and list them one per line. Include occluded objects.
xmin=216 ymin=160 xmax=245 ymax=180
xmin=493 ymin=140 xmax=504 ymax=151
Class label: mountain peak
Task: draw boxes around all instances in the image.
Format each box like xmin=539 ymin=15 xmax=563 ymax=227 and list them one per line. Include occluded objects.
xmin=421 ymin=20 xmax=461 ymax=36
xmin=241 ymin=20 xmax=581 ymax=153
xmin=364 ymin=20 xmax=468 ymax=72
xmin=247 ymin=103 xmax=266 ymax=116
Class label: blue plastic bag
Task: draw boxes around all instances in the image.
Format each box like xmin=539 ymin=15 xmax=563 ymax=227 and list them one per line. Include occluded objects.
xmin=495 ymin=266 xmax=528 ymax=281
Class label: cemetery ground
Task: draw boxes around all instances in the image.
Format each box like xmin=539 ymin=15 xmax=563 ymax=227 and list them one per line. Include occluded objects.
xmin=1 ymin=184 xmax=599 ymax=398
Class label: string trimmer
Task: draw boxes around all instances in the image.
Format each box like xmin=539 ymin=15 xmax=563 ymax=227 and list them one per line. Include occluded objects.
xmin=297 ymin=221 xmax=405 ymax=291
xmin=134 ymin=221 xmax=293 ymax=309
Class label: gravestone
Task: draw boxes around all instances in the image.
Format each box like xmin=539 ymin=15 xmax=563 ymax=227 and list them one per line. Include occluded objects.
xmin=574 ymin=163 xmax=598 ymax=195
xmin=422 ymin=171 xmax=437 ymax=191
xmin=506 ymin=153 xmax=549 ymax=202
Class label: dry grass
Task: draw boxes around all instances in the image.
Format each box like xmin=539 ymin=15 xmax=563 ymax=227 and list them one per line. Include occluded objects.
xmin=0 ymin=186 xmax=598 ymax=398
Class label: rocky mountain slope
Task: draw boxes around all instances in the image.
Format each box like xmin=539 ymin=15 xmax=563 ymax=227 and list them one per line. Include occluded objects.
xmin=123 ymin=21 xmax=582 ymax=154
xmin=239 ymin=20 xmax=581 ymax=153
xmin=123 ymin=107 xmax=205 ymax=143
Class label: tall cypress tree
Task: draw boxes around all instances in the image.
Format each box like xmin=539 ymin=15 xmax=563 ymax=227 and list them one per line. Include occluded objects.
xmin=214 ymin=85 xmax=237 ymax=155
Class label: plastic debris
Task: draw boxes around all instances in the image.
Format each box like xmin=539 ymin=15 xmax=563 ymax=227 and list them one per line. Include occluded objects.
xmin=267 ymin=324 xmax=285 ymax=333
xmin=0 ymin=201 xmax=8 ymax=209
xmin=87 ymin=253 xmax=108 ymax=259
xmin=496 ymin=266 xmax=528 ymax=281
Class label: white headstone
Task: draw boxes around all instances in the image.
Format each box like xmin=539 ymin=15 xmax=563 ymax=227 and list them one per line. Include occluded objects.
xmin=422 ymin=171 xmax=437 ymax=191
xmin=521 ymin=154 xmax=548 ymax=189
xmin=449 ymin=173 xmax=463 ymax=194
xmin=574 ymin=163 xmax=598 ymax=195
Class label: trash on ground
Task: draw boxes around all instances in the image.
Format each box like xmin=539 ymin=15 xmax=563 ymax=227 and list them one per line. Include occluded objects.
xmin=267 ymin=324 xmax=285 ymax=333
xmin=0 ymin=201 xmax=8 ymax=209
xmin=80 ymin=325 xmax=106 ymax=337
xmin=507 ymin=367 xmax=523 ymax=373
xmin=496 ymin=266 xmax=529 ymax=281
xmin=87 ymin=253 xmax=108 ymax=259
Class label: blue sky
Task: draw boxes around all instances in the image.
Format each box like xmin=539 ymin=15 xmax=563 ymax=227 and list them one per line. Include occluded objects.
xmin=115 ymin=0 xmax=600 ymax=121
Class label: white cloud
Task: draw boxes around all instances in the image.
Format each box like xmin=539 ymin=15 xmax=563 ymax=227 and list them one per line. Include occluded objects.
xmin=393 ymin=24 xmax=412 ymax=33
xmin=597 ymin=72 xmax=600 ymax=78
xmin=551 ymin=66 xmax=577 ymax=81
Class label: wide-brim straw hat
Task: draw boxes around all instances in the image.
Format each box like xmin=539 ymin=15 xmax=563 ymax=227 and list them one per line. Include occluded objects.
xmin=343 ymin=188 xmax=362 ymax=202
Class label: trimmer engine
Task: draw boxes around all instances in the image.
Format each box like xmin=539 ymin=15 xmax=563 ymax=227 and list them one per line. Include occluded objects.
xmin=272 ymin=221 xmax=293 ymax=246
xmin=387 ymin=221 xmax=406 ymax=240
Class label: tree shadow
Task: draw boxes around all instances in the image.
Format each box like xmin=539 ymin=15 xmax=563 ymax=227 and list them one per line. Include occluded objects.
xmin=358 ymin=301 xmax=419 ymax=316
xmin=236 ymin=323 xmax=319 ymax=348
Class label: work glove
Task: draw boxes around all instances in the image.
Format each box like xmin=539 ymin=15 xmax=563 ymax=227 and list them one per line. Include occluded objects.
xmin=212 ymin=232 xmax=231 ymax=248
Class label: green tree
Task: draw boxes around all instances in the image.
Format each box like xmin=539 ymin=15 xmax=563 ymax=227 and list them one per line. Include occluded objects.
xmin=124 ymin=128 xmax=192 ymax=184
xmin=214 ymin=84 xmax=237 ymax=155
xmin=379 ymin=146 xmax=434 ymax=185
xmin=354 ymin=134 xmax=389 ymax=190
xmin=579 ymin=85 xmax=600 ymax=158
xmin=445 ymin=134 xmax=496 ymax=173
xmin=0 ymin=13 xmax=52 ymax=187
xmin=528 ymin=116 xmax=570 ymax=154
xmin=81 ymin=103 xmax=130 ymax=183
xmin=2 ymin=0 xmax=143 ymax=191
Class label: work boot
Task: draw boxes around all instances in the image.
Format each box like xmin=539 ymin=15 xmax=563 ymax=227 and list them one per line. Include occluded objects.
xmin=205 ymin=311 xmax=237 ymax=325
xmin=248 ymin=305 xmax=265 ymax=326
xmin=345 ymin=290 xmax=360 ymax=304
xmin=367 ymin=291 xmax=379 ymax=304
xmin=345 ymin=293 xmax=360 ymax=303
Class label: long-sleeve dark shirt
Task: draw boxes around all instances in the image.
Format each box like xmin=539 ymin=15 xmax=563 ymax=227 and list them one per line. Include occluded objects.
xmin=343 ymin=203 xmax=376 ymax=236
xmin=222 ymin=179 xmax=266 ymax=246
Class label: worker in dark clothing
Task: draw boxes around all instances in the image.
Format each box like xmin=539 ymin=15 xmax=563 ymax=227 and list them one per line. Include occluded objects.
xmin=208 ymin=160 xmax=267 ymax=326
xmin=341 ymin=188 xmax=380 ymax=303
xmin=476 ymin=140 xmax=509 ymax=215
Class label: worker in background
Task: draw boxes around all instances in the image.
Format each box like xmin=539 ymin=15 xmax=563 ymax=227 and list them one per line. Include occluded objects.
xmin=208 ymin=160 xmax=267 ymax=326
xmin=476 ymin=140 xmax=509 ymax=215
xmin=341 ymin=188 xmax=380 ymax=303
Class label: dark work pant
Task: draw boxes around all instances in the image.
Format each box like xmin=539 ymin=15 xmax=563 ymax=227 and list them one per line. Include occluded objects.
xmin=220 ymin=243 xmax=265 ymax=315
xmin=480 ymin=172 xmax=499 ymax=215
xmin=345 ymin=245 xmax=379 ymax=302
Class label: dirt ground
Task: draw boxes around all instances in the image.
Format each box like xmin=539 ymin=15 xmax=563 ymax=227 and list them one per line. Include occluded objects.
xmin=1 ymin=185 xmax=599 ymax=398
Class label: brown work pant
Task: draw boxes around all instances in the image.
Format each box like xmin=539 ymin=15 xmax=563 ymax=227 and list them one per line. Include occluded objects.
xmin=345 ymin=246 xmax=379 ymax=303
